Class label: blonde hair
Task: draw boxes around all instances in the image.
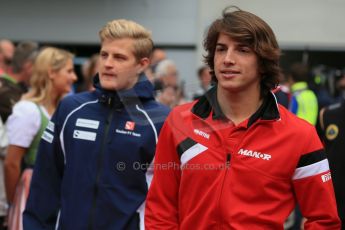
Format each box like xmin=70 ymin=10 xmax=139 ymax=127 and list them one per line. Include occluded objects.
xmin=99 ymin=19 xmax=153 ymax=61
xmin=24 ymin=47 xmax=74 ymax=104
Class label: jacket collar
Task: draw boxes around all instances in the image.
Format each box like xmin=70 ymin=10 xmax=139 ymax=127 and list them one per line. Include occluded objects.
xmin=191 ymin=86 xmax=280 ymax=127
xmin=93 ymin=73 xmax=155 ymax=109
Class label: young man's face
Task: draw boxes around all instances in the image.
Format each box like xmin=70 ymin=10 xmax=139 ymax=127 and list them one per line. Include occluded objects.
xmin=99 ymin=38 xmax=148 ymax=91
xmin=214 ymin=33 xmax=261 ymax=94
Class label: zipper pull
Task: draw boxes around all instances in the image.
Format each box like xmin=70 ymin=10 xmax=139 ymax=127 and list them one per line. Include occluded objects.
xmin=108 ymin=97 xmax=112 ymax=106
xmin=226 ymin=154 xmax=231 ymax=169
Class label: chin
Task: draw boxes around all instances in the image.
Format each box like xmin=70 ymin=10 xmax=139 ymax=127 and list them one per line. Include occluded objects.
xmin=102 ymin=83 xmax=119 ymax=91
xmin=219 ymin=81 xmax=235 ymax=88
xmin=218 ymin=83 xmax=241 ymax=92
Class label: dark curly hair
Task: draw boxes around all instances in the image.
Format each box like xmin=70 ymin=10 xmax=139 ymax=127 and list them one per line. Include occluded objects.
xmin=203 ymin=6 xmax=281 ymax=95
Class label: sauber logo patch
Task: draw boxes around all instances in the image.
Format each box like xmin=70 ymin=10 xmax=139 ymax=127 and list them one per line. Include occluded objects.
xmin=238 ymin=148 xmax=271 ymax=161
xmin=125 ymin=121 xmax=135 ymax=131
xmin=321 ymin=172 xmax=331 ymax=182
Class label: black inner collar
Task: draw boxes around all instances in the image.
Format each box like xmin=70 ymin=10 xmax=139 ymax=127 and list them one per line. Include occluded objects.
xmin=191 ymin=86 xmax=280 ymax=127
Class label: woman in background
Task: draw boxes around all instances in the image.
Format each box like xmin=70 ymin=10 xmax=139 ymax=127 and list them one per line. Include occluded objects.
xmin=4 ymin=47 xmax=77 ymax=230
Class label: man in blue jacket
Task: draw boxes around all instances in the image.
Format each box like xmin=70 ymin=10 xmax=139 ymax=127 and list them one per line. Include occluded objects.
xmin=24 ymin=19 xmax=170 ymax=230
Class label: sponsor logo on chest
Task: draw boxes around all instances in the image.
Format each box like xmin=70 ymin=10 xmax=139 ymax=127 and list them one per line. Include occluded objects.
xmin=125 ymin=121 xmax=135 ymax=131
xmin=76 ymin=118 xmax=99 ymax=129
xmin=115 ymin=121 xmax=141 ymax=137
xmin=72 ymin=118 xmax=99 ymax=141
xmin=193 ymin=129 xmax=210 ymax=140
xmin=238 ymin=148 xmax=272 ymax=161
xmin=73 ymin=130 xmax=97 ymax=141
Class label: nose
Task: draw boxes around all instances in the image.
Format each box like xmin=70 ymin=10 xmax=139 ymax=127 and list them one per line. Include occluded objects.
xmin=71 ymin=72 xmax=78 ymax=82
xmin=104 ymin=56 xmax=114 ymax=68
xmin=224 ymin=49 xmax=235 ymax=65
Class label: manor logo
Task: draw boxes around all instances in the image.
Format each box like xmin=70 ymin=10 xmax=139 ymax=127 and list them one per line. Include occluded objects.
xmin=193 ymin=129 xmax=210 ymax=139
xmin=238 ymin=148 xmax=271 ymax=161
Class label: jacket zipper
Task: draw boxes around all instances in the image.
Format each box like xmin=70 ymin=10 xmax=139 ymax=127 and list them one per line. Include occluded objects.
xmin=226 ymin=154 xmax=231 ymax=169
xmin=87 ymin=106 xmax=115 ymax=230
xmin=217 ymin=153 xmax=231 ymax=229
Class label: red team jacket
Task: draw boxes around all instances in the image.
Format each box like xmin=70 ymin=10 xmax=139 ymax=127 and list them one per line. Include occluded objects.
xmin=145 ymin=88 xmax=340 ymax=229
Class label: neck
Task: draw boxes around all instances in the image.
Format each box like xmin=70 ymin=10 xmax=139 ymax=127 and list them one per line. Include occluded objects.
xmin=217 ymin=85 xmax=263 ymax=125
xmin=42 ymin=90 xmax=61 ymax=115
xmin=41 ymin=100 xmax=56 ymax=116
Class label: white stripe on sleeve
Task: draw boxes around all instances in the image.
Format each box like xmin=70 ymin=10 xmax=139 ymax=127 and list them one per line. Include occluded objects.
xmin=293 ymin=158 xmax=330 ymax=180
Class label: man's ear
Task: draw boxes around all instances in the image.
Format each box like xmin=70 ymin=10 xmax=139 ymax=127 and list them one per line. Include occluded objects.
xmin=137 ymin=57 xmax=150 ymax=74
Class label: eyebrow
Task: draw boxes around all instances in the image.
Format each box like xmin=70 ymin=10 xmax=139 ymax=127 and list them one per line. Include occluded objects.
xmin=216 ymin=41 xmax=250 ymax=48
xmin=216 ymin=43 xmax=227 ymax=47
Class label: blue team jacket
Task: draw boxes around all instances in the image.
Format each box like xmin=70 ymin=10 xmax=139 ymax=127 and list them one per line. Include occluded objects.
xmin=23 ymin=74 xmax=170 ymax=230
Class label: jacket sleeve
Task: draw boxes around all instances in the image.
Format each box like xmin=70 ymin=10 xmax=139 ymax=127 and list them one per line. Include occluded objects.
xmin=23 ymin=103 xmax=65 ymax=229
xmin=292 ymin=127 xmax=341 ymax=229
xmin=145 ymin=118 xmax=181 ymax=229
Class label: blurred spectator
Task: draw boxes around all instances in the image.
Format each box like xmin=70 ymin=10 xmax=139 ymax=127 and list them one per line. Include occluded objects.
xmin=76 ymin=53 xmax=99 ymax=92
xmin=309 ymin=65 xmax=336 ymax=109
xmin=0 ymin=39 xmax=15 ymax=76
xmin=156 ymin=85 xmax=177 ymax=108
xmin=192 ymin=65 xmax=213 ymax=100
xmin=151 ymin=48 xmax=166 ymax=68
xmin=319 ymin=68 xmax=345 ymax=228
xmin=287 ymin=63 xmax=318 ymax=125
xmin=4 ymin=47 xmax=76 ymax=230
xmin=319 ymin=94 xmax=345 ymax=229
xmin=155 ymin=59 xmax=179 ymax=88
xmin=154 ymin=59 xmax=186 ymax=107
xmin=334 ymin=69 xmax=345 ymax=99
xmin=145 ymin=48 xmax=167 ymax=83
xmin=0 ymin=41 xmax=39 ymax=122
xmin=0 ymin=41 xmax=38 ymax=229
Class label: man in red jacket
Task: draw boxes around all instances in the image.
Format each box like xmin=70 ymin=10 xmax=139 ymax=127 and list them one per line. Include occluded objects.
xmin=145 ymin=6 xmax=341 ymax=230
